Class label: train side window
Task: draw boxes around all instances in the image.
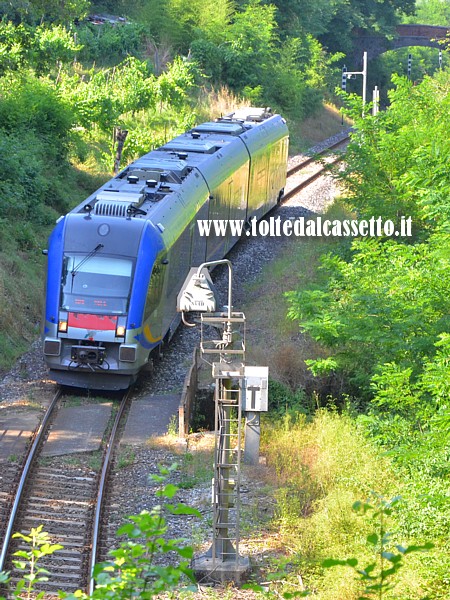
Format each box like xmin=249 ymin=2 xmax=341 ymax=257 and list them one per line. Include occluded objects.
xmin=144 ymin=256 xmax=166 ymax=319
xmin=61 ymin=256 xmax=68 ymax=286
xmin=167 ymin=226 xmax=192 ymax=294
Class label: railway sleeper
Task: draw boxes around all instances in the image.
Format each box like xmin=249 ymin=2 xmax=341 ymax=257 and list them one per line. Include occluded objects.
xmin=35 ymin=468 xmax=95 ymax=481
xmin=18 ymin=529 xmax=86 ymax=543
xmin=25 ymin=504 xmax=91 ymax=515
xmin=21 ymin=515 xmax=89 ymax=527
xmin=35 ymin=560 xmax=85 ymax=572
xmin=29 ymin=496 xmax=91 ymax=510
xmin=15 ymin=543 xmax=86 ymax=556
xmin=10 ymin=569 xmax=84 ymax=579
xmin=32 ymin=475 xmax=95 ymax=487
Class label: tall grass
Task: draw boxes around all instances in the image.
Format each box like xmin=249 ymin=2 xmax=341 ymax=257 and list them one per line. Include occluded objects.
xmin=288 ymin=102 xmax=352 ymax=154
xmin=261 ymin=410 xmax=433 ymax=599
xmin=0 ymin=239 xmax=44 ymax=371
xmin=195 ymin=85 xmax=251 ymax=121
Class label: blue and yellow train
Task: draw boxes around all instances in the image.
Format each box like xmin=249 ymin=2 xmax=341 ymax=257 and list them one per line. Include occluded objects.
xmin=43 ymin=108 xmax=289 ymax=389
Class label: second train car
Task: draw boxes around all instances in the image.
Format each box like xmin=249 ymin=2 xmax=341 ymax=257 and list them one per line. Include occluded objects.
xmin=43 ymin=107 xmax=289 ymax=389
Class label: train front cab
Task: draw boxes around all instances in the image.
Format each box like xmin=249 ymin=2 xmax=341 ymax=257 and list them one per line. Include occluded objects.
xmin=43 ymin=213 xmax=164 ymax=390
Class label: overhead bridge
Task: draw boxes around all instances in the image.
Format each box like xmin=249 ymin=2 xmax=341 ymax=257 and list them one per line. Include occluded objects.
xmin=352 ymin=23 xmax=449 ymax=62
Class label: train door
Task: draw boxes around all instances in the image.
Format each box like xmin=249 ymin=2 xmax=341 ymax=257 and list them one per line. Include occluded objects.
xmin=143 ymin=251 xmax=168 ymax=346
xmin=268 ymin=141 xmax=281 ymax=207
xmin=223 ymin=180 xmax=233 ymax=254
xmin=267 ymin=137 xmax=288 ymax=210
xmin=227 ymin=164 xmax=248 ymax=251
xmin=190 ymin=199 xmax=208 ymax=266
xmin=206 ymin=180 xmax=231 ymax=261
xmin=164 ymin=226 xmax=193 ymax=334
xmin=247 ymin=151 xmax=269 ymax=221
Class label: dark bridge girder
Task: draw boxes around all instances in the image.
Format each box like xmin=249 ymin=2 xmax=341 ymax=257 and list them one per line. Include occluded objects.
xmin=350 ymin=24 xmax=449 ymax=65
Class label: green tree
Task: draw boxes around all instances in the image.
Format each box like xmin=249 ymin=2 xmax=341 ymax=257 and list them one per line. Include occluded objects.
xmin=404 ymin=0 xmax=450 ymax=26
xmin=270 ymin=0 xmax=340 ymax=38
xmin=319 ymin=0 xmax=416 ymax=55
xmin=33 ymin=24 xmax=81 ymax=72
xmin=222 ymin=0 xmax=276 ymax=91
xmin=27 ymin=0 xmax=89 ymax=23
xmin=286 ymin=70 xmax=450 ymax=404
xmin=337 ymin=73 xmax=450 ymax=231
xmin=0 ymin=22 xmax=82 ymax=75
xmin=0 ymin=70 xmax=73 ymax=146
xmin=0 ymin=22 xmax=33 ymax=73
xmin=287 ymin=233 xmax=450 ymax=398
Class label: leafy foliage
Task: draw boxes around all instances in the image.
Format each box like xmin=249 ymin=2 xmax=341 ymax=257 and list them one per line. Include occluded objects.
xmin=284 ymin=67 xmax=450 ymax=596
xmin=288 ymin=71 xmax=450 ymax=403
xmin=0 ymin=71 xmax=73 ymax=143
xmin=0 ymin=21 xmax=81 ymax=74
xmin=189 ymin=0 xmax=333 ymax=116
xmin=404 ymin=0 xmax=450 ymax=25
xmin=75 ymin=21 xmax=146 ymax=65
xmin=287 ymin=232 xmax=450 ymax=399
xmin=318 ymin=0 xmax=415 ymax=54
xmin=336 ymin=74 xmax=450 ymax=231
xmin=26 ymin=0 xmax=90 ymax=23
xmin=0 ymin=72 xmax=73 ymax=221
xmin=0 ymin=0 xmax=89 ymax=24
xmin=72 ymin=468 xmax=200 ymax=599
xmin=0 ymin=525 xmax=63 ymax=600
xmin=268 ymin=379 xmax=309 ymax=418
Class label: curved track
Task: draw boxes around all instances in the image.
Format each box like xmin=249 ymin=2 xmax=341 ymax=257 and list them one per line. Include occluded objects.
xmin=0 ymin=131 xmax=351 ymax=597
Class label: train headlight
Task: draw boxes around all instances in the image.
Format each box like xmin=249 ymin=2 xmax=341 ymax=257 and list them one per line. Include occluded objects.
xmin=115 ymin=316 xmax=127 ymax=338
xmin=58 ymin=311 xmax=68 ymax=334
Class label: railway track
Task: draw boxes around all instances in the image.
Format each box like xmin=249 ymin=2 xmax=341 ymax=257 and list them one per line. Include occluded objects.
xmin=0 ymin=389 xmax=131 ymax=596
xmin=0 ymin=131 xmax=351 ymax=597
xmin=283 ymin=134 xmax=349 ymax=202
xmin=0 ymin=390 xmax=62 ymax=573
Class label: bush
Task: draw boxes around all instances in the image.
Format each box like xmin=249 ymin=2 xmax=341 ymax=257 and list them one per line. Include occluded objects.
xmin=268 ymin=378 xmax=308 ymax=417
xmin=75 ymin=22 xmax=145 ymax=64
xmin=0 ymin=72 xmax=73 ymax=149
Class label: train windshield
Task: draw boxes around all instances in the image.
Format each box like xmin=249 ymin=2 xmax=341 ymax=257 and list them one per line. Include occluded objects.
xmin=61 ymin=255 xmax=133 ymax=314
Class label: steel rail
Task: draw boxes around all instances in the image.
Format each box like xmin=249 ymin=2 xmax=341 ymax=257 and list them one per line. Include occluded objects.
xmin=0 ymin=388 xmax=62 ymax=572
xmin=87 ymin=390 xmax=131 ymax=595
xmin=282 ymin=154 xmax=345 ymax=203
xmin=286 ymin=134 xmax=350 ymax=178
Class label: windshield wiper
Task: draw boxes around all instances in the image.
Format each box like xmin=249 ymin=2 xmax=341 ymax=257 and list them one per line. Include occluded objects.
xmin=71 ymin=244 xmax=104 ymax=289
